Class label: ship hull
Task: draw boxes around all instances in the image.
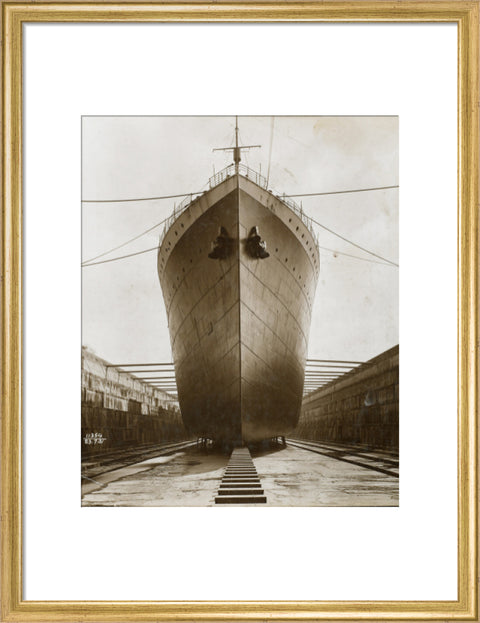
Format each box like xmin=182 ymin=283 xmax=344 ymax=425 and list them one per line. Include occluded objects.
xmin=158 ymin=174 xmax=319 ymax=444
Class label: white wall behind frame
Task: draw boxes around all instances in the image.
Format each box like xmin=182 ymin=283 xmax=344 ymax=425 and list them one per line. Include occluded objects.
xmin=24 ymin=23 xmax=457 ymax=600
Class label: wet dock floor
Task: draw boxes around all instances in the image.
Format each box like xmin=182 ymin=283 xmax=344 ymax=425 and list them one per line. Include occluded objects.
xmin=81 ymin=444 xmax=398 ymax=507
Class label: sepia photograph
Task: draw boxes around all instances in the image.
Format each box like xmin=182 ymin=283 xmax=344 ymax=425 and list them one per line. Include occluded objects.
xmin=2 ymin=7 xmax=474 ymax=618
xmin=81 ymin=115 xmax=399 ymax=507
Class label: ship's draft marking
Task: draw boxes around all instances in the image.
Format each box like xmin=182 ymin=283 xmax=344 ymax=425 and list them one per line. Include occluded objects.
xmin=241 ymin=301 xmax=307 ymax=363
xmin=167 ymin=264 xmax=236 ymax=336
xmin=239 ymin=263 xmax=310 ymax=346
xmin=179 ymin=362 xmax=241 ymax=396
xmin=174 ymin=311 xmax=240 ymax=376
xmin=171 ymin=298 xmax=238 ymax=351
xmin=242 ymin=254 xmax=314 ymax=316
xmin=175 ymin=334 xmax=240 ymax=377
xmin=240 ymin=333 xmax=304 ymax=385
xmin=177 ymin=338 xmax=239 ymax=384
xmin=165 ymin=259 xmax=236 ymax=317
xmin=240 ymin=373 xmax=300 ymax=402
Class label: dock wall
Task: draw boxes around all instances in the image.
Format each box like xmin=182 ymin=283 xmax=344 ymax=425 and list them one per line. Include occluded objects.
xmin=295 ymin=345 xmax=399 ymax=450
xmin=82 ymin=347 xmax=189 ymax=454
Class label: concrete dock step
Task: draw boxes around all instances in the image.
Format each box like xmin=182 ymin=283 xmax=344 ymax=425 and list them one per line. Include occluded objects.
xmin=217 ymin=488 xmax=264 ymax=495
xmin=222 ymin=476 xmax=260 ymax=483
xmin=215 ymin=448 xmax=266 ymax=505
xmin=215 ymin=495 xmax=267 ymax=504
xmin=219 ymin=482 xmax=261 ymax=488
xmin=223 ymin=474 xmax=259 ymax=477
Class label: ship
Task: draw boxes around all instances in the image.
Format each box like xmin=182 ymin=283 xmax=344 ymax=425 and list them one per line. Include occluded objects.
xmin=157 ymin=121 xmax=320 ymax=446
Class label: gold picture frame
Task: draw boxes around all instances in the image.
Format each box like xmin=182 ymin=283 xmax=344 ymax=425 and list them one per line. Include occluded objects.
xmin=1 ymin=2 xmax=478 ymax=620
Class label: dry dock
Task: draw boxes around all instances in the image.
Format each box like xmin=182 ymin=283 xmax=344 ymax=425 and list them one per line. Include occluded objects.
xmin=81 ymin=441 xmax=398 ymax=507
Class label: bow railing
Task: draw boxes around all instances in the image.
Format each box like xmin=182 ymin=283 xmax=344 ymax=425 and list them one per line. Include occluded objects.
xmin=158 ymin=164 xmax=319 ymax=248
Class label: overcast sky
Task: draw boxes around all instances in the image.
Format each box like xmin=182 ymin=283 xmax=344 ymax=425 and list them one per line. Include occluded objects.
xmin=82 ymin=116 xmax=398 ymax=366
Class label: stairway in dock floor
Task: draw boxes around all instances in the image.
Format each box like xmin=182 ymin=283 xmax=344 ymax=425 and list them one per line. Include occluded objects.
xmin=215 ymin=447 xmax=266 ymax=504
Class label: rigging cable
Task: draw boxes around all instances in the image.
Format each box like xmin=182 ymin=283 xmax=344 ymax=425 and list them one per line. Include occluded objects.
xmin=82 ymin=215 xmax=170 ymax=265
xmin=82 ymin=245 xmax=159 ymax=267
xmin=266 ymin=116 xmax=275 ymax=186
xmin=318 ymin=246 xmax=393 ymax=267
xmin=308 ymin=214 xmax=398 ymax=267
xmin=82 ymin=186 xmax=399 ymax=268
xmin=82 ymin=184 xmax=397 ymax=205
xmin=285 ymin=185 xmax=398 ymax=198
xmin=82 ymin=241 xmax=396 ymax=269
xmin=82 ymin=191 xmax=202 ymax=204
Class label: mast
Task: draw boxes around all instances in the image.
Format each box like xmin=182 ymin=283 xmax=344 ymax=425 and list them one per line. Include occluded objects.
xmin=233 ymin=117 xmax=240 ymax=172
xmin=214 ymin=116 xmax=261 ymax=174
